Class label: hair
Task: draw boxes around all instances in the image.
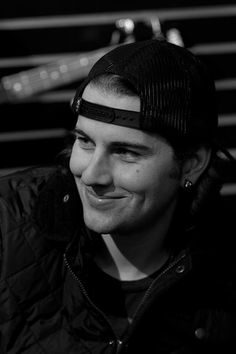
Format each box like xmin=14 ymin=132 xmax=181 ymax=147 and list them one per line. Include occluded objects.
xmin=60 ymin=73 xmax=227 ymax=223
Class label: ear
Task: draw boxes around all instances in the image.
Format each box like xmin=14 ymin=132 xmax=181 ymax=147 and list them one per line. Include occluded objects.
xmin=181 ymin=145 xmax=212 ymax=187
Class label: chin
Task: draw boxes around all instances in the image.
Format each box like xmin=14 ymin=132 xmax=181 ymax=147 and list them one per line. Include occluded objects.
xmin=82 ymin=206 xmax=140 ymax=235
xmin=83 ymin=214 xmax=117 ymax=234
xmin=85 ymin=223 xmax=116 ymax=235
xmin=83 ymin=215 xmax=139 ymax=236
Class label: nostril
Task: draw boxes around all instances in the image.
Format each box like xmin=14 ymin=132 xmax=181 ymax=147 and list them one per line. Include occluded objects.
xmin=81 ymin=169 xmax=113 ymax=187
xmin=81 ymin=161 xmax=113 ymax=186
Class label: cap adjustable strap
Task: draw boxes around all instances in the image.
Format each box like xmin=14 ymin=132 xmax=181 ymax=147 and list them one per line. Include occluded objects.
xmin=72 ymin=98 xmax=141 ymax=129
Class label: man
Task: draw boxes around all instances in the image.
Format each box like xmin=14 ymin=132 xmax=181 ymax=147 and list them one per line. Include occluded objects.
xmin=0 ymin=39 xmax=235 ymax=353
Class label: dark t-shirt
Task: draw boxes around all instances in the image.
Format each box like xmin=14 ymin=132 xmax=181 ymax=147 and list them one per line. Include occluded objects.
xmin=84 ymin=259 xmax=170 ymax=339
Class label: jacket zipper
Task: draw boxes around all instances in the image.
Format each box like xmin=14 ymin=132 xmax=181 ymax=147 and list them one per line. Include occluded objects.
xmin=63 ymin=252 xmax=123 ymax=353
xmin=116 ymin=252 xmax=188 ymax=352
xmin=64 ymin=250 xmax=188 ymax=353
xmin=131 ymin=252 xmax=188 ymax=323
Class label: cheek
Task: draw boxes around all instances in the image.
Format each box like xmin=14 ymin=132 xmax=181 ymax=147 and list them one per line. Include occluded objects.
xmin=147 ymin=164 xmax=181 ymax=207
xmin=118 ymin=161 xmax=180 ymax=198
xmin=113 ymin=165 xmax=156 ymax=195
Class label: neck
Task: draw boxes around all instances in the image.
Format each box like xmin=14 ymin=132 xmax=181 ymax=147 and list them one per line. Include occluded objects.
xmin=94 ymin=214 xmax=173 ymax=281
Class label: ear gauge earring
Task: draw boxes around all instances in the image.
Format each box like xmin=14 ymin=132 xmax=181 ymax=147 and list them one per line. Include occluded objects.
xmin=184 ymin=179 xmax=193 ymax=189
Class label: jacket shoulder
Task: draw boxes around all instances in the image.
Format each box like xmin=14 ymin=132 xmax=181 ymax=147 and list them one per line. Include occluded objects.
xmin=0 ymin=165 xmax=61 ymax=225
xmin=0 ymin=164 xmax=82 ymax=276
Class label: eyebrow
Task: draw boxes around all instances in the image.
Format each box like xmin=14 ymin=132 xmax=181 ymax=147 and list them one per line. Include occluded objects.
xmin=74 ymin=127 xmax=152 ymax=152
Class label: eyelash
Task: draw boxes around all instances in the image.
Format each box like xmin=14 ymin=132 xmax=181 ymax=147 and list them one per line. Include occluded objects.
xmin=114 ymin=148 xmax=140 ymax=159
xmin=76 ymin=135 xmax=94 ymax=149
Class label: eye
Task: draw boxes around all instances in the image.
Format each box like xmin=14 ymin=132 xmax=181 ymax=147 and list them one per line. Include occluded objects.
xmin=114 ymin=147 xmax=140 ymax=161
xmin=75 ymin=134 xmax=94 ymax=150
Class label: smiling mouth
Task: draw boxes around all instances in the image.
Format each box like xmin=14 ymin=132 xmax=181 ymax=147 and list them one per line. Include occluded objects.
xmin=87 ymin=188 xmax=125 ymax=200
xmin=83 ymin=188 xmax=126 ymax=208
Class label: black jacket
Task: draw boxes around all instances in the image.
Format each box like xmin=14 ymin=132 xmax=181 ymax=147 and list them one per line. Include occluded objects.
xmin=0 ymin=165 xmax=236 ymax=354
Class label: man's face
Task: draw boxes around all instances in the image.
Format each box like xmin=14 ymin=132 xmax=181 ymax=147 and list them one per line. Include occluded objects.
xmin=69 ymin=85 xmax=182 ymax=236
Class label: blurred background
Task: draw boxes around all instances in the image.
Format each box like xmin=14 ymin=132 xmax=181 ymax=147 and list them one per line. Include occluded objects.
xmin=0 ymin=0 xmax=236 ymax=209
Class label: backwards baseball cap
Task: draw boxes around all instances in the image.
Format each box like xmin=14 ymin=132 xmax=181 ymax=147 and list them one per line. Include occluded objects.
xmin=71 ymin=39 xmax=218 ymax=141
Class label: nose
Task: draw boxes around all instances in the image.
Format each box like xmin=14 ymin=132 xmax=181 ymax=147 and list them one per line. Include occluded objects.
xmin=81 ymin=149 xmax=113 ymax=186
